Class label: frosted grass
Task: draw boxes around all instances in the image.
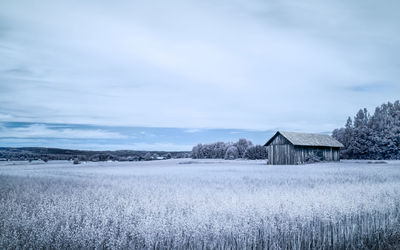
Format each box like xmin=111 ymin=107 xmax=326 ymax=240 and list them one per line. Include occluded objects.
xmin=0 ymin=159 xmax=400 ymax=249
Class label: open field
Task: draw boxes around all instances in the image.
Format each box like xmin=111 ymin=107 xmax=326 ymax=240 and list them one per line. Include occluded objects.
xmin=1 ymin=159 xmax=400 ymax=249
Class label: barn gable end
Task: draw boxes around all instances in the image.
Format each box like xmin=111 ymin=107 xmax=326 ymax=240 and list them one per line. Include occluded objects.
xmin=264 ymin=131 xmax=343 ymax=165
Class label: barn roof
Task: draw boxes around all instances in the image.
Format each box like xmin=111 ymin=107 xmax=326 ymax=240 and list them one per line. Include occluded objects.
xmin=264 ymin=131 xmax=344 ymax=147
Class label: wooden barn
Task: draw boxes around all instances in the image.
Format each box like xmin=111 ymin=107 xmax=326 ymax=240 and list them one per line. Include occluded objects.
xmin=264 ymin=131 xmax=343 ymax=165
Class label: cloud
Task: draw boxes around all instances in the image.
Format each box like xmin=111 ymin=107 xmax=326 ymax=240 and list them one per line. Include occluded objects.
xmin=116 ymin=142 xmax=192 ymax=152
xmin=0 ymin=124 xmax=126 ymax=139
xmin=346 ymin=82 xmax=395 ymax=93
xmin=0 ymin=113 xmax=13 ymax=121
xmin=0 ymin=122 xmax=276 ymax=150
xmin=0 ymin=137 xmax=191 ymax=151
xmin=0 ymin=0 xmax=399 ymax=134
xmin=184 ymin=129 xmax=202 ymax=133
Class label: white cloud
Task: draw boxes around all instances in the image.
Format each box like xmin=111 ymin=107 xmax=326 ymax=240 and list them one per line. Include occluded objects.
xmin=0 ymin=0 xmax=399 ymax=132
xmin=0 ymin=137 xmax=191 ymax=151
xmin=0 ymin=124 xmax=126 ymax=139
xmin=118 ymin=142 xmax=192 ymax=151
xmin=0 ymin=113 xmax=14 ymax=121
xmin=184 ymin=129 xmax=202 ymax=133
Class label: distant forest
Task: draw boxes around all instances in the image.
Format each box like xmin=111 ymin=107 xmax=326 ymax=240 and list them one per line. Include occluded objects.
xmin=333 ymin=100 xmax=400 ymax=160
xmin=0 ymin=147 xmax=190 ymax=162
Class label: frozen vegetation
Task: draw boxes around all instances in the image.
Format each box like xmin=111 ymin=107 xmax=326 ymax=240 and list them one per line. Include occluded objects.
xmin=192 ymin=138 xmax=268 ymax=160
xmin=333 ymin=100 xmax=400 ymax=160
xmin=0 ymin=159 xmax=400 ymax=249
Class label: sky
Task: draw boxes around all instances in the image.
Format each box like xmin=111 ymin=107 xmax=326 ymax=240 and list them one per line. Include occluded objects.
xmin=0 ymin=0 xmax=399 ymax=150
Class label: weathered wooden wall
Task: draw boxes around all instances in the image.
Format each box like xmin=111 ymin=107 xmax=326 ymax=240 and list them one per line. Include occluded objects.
xmin=293 ymin=146 xmax=340 ymax=164
xmin=267 ymin=144 xmax=296 ymax=165
xmin=267 ymin=134 xmax=340 ymax=165
xmin=267 ymin=134 xmax=296 ymax=164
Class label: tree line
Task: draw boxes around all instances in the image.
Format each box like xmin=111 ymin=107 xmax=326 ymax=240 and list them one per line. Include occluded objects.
xmin=191 ymin=138 xmax=268 ymax=160
xmin=0 ymin=147 xmax=191 ymax=162
xmin=332 ymin=100 xmax=400 ymax=159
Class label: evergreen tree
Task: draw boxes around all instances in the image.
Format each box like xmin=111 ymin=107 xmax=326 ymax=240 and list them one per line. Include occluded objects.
xmin=332 ymin=100 xmax=400 ymax=159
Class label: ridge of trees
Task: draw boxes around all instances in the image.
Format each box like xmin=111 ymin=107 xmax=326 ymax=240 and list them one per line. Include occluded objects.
xmin=0 ymin=147 xmax=190 ymax=162
xmin=332 ymin=100 xmax=400 ymax=159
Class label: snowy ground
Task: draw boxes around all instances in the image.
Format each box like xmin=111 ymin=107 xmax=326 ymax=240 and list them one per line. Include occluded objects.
xmin=1 ymin=159 xmax=400 ymax=249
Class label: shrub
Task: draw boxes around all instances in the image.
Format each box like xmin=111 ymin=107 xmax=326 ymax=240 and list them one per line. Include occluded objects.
xmin=244 ymin=145 xmax=268 ymax=159
xmin=224 ymin=146 xmax=239 ymax=160
xmin=305 ymin=153 xmax=322 ymax=163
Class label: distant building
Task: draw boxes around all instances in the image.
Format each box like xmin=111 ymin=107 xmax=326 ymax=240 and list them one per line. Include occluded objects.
xmin=264 ymin=131 xmax=343 ymax=165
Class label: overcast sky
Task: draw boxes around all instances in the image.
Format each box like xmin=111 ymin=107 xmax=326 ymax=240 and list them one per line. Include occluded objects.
xmin=0 ymin=0 xmax=399 ymax=150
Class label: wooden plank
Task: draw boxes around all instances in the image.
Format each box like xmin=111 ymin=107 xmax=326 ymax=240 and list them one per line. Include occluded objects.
xmin=267 ymin=142 xmax=341 ymax=165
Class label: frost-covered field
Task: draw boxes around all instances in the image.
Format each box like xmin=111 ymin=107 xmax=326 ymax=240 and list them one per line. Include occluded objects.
xmin=1 ymin=159 xmax=400 ymax=249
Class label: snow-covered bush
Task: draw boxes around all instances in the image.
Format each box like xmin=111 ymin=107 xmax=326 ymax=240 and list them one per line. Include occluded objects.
xmin=304 ymin=152 xmax=322 ymax=163
xmin=191 ymin=139 xmax=254 ymax=159
xmin=234 ymin=138 xmax=253 ymax=158
xmin=244 ymin=145 xmax=268 ymax=159
xmin=224 ymin=146 xmax=239 ymax=159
